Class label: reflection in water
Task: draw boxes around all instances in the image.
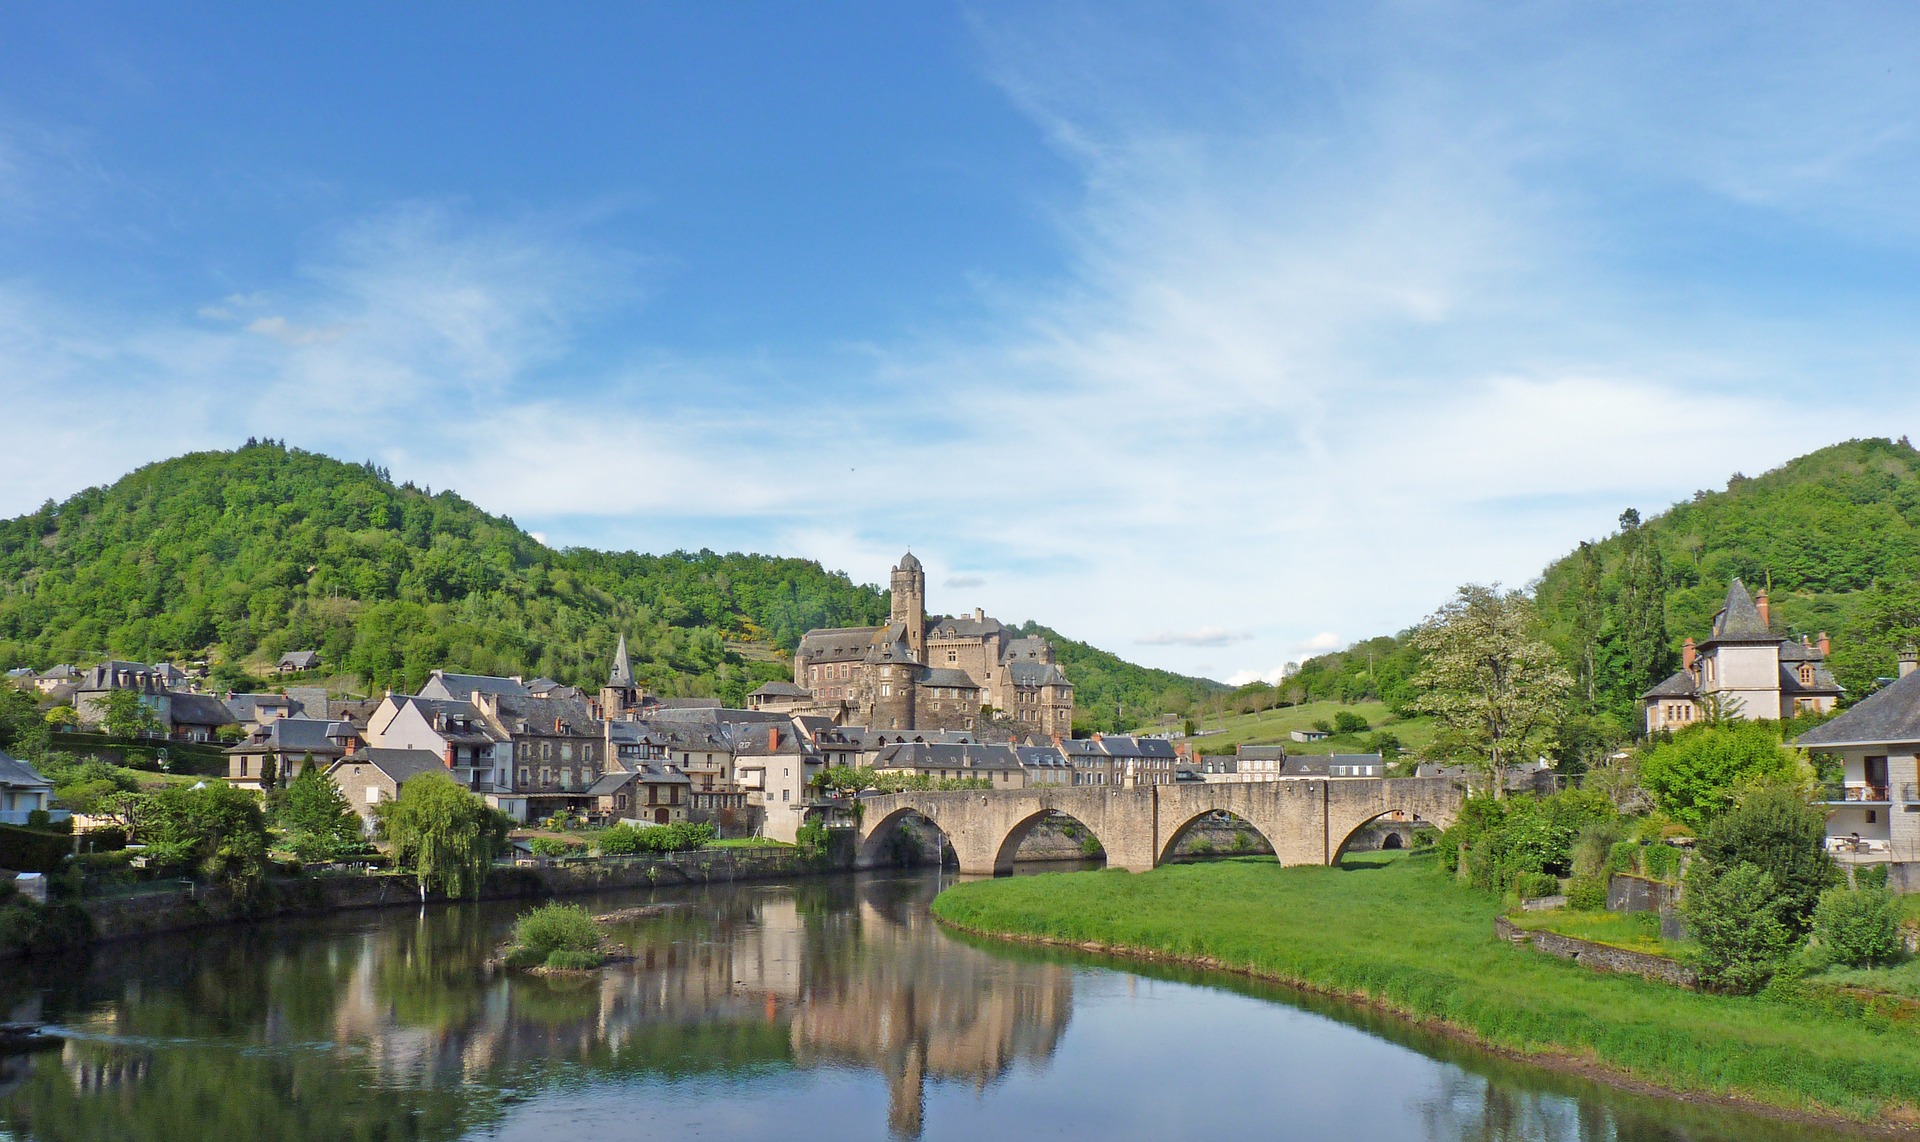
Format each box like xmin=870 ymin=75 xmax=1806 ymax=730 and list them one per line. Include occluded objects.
xmin=0 ymin=871 xmax=1873 ymax=1142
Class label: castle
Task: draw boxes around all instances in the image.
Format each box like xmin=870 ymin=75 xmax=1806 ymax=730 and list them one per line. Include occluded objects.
xmin=771 ymin=552 xmax=1075 ymax=737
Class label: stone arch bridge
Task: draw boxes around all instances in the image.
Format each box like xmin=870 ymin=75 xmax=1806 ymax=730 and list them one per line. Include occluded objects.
xmin=854 ymin=777 xmax=1465 ymax=875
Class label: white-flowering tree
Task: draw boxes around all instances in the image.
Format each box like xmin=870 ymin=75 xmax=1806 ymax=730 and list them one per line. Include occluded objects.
xmin=1410 ymin=584 xmax=1572 ymax=798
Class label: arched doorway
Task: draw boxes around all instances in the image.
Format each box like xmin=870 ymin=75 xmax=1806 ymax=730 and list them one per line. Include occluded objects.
xmin=655 ymin=807 xmax=669 ymax=825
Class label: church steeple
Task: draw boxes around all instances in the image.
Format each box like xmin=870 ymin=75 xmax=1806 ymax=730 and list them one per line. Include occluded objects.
xmin=609 ymin=633 xmax=634 ymax=688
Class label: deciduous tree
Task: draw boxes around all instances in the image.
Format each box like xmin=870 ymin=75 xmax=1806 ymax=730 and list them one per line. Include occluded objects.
xmin=381 ymin=773 xmax=507 ymax=899
xmin=1410 ymin=585 xmax=1572 ymax=797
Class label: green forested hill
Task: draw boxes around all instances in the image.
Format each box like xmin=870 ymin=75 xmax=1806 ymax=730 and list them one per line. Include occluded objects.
xmin=1215 ymin=437 xmax=1920 ymax=744
xmin=1016 ymin=622 xmax=1227 ymax=734
xmin=0 ymin=441 xmax=1215 ymax=715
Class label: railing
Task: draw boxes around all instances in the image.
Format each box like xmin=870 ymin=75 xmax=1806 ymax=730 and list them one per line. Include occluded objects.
xmin=1816 ymin=784 xmax=1890 ymax=803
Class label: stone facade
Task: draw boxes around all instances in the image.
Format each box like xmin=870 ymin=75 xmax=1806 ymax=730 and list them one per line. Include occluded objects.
xmin=792 ymin=553 xmax=1074 ymax=737
xmin=1495 ymin=916 xmax=1699 ymax=989
xmin=1642 ymin=578 xmax=1841 ymax=733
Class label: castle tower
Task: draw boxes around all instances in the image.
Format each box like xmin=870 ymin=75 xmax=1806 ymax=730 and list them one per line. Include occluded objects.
xmin=601 ymin=633 xmax=642 ymax=718
xmin=890 ymin=551 xmax=927 ymax=663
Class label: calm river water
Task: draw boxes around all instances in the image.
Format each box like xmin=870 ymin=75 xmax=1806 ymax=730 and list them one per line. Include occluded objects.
xmin=0 ymin=869 xmax=1874 ymax=1141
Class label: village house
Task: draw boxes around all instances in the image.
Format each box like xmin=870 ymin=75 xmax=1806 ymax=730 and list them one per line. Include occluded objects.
xmin=732 ymin=722 xmax=822 ymax=843
xmin=872 ymin=741 xmax=1029 ymax=789
xmin=364 ymin=694 xmax=509 ymax=796
xmin=1642 ymin=578 xmax=1843 ymax=733
xmin=326 ymin=748 xmax=455 ymax=827
xmin=225 ymin=717 xmax=357 ymax=791
xmin=0 ymin=749 xmax=58 ymax=826
xmin=1796 ymin=649 xmax=1920 ymax=888
xmin=1014 ymin=744 xmax=1074 ymax=785
xmin=474 ymin=692 xmax=606 ymax=821
xmin=71 ymin=661 xmax=237 ymax=742
xmin=276 ymin=650 xmax=321 ymax=674
xmin=588 ymin=763 xmax=692 ymax=826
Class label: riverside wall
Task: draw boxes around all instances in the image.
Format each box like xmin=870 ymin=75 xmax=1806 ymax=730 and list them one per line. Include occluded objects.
xmin=70 ymin=843 xmax=854 ymax=949
xmin=1494 ymin=916 xmax=1698 ymax=989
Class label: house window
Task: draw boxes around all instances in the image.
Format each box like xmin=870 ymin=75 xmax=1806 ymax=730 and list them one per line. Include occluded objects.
xmin=1868 ymin=810 xmax=1879 ymax=824
xmin=519 ymin=767 xmax=530 ymax=785
xmin=782 ymin=789 xmax=790 ymax=802
xmin=881 ymin=684 xmax=892 ymax=697
xmin=616 ymin=794 xmax=628 ymax=809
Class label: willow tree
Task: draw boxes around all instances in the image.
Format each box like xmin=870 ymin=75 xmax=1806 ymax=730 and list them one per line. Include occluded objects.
xmin=1410 ymin=584 xmax=1572 ymax=797
xmin=382 ymin=773 xmax=508 ymax=899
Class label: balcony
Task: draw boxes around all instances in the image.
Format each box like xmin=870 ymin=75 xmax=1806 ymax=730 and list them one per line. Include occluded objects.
xmin=1817 ymin=783 xmax=1890 ymax=804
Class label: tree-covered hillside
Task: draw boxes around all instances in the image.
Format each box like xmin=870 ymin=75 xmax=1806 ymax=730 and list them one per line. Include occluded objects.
xmin=0 ymin=442 xmax=1217 ymax=717
xmin=1015 ymin=622 xmax=1225 ymax=734
xmin=1210 ymin=438 xmax=1920 ymax=748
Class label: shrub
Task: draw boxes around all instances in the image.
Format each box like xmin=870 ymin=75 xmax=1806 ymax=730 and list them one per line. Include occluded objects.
xmin=1606 ymin=841 xmax=1641 ymax=876
xmin=1685 ymin=862 xmax=1795 ymax=993
xmin=794 ymin=823 xmax=828 ymax=850
xmin=1642 ymin=843 xmax=1681 ymax=882
xmin=1810 ymin=886 xmax=1904 ymax=968
xmin=1693 ymin=783 xmax=1836 ymax=934
xmin=1638 ymin=722 xmax=1799 ymax=830
xmin=528 ymin=837 xmax=582 ymax=859
xmin=1080 ymin=835 xmax=1103 ymax=858
xmin=1514 ymin=871 xmax=1559 ymax=899
xmin=595 ymin=824 xmax=644 ymax=855
xmin=1856 ymin=863 xmax=1891 ymax=890
xmin=1331 ymin=711 xmax=1370 ymax=735
xmin=1190 ymin=836 xmax=1216 ymax=856
xmin=1566 ymin=877 xmax=1608 ymax=911
xmin=544 ymin=948 xmax=604 ymax=971
xmin=0 ymin=899 xmax=93 ymax=958
xmin=512 ymin=902 xmax=602 ymax=960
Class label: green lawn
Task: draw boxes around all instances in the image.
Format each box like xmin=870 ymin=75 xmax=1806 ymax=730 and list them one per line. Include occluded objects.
xmin=1506 ymin=907 xmax=1677 ymax=955
xmin=931 ymin=853 xmax=1920 ymax=1123
xmin=1166 ymin=699 xmax=1436 ymax=757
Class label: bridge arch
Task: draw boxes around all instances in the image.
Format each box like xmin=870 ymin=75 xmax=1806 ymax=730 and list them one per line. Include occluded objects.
xmin=1329 ymin=805 xmax=1455 ymax=864
xmin=1155 ymin=807 xmax=1279 ymax=866
xmin=857 ymin=804 xmax=959 ymax=869
xmin=989 ymin=809 xmax=1112 ymax=874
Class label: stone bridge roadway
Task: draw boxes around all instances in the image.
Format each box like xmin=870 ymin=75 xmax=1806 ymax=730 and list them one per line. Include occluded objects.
xmin=854 ymin=777 xmax=1464 ymax=875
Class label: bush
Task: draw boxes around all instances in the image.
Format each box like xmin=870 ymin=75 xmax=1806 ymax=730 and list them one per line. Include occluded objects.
xmin=1567 ymin=877 xmax=1608 ymax=911
xmin=1685 ymin=862 xmax=1795 ymax=993
xmin=1606 ymin=840 xmax=1641 ymax=876
xmin=1693 ymin=783 xmax=1836 ymax=935
xmin=1810 ymin=886 xmax=1904 ymax=968
xmin=544 ymin=948 xmax=605 ymax=971
xmin=1638 ymin=722 xmax=1799 ymax=830
xmin=794 ymin=823 xmax=828 ymax=850
xmin=511 ymin=902 xmax=602 ymax=960
xmin=1515 ymin=871 xmax=1559 ymax=899
xmin=0 ymin=899 xmax=93 ymax=958
xmin=1331 ymin=711 xmax=1370 ymax=735
xmin=0 ymin=823 xmax=72 ymax=873
xmin=1856 ymin=863 xmax=1891 ymax=890
xmin=528 ymin=837 xmax=583 ymax=859
xmin=595 ymin=824 xmax=644 ymax=856
xmin=1080 ymin=835 xmax=1103 ymax=858
xmin=1642 ymin=843 xmax=1681 ymax=882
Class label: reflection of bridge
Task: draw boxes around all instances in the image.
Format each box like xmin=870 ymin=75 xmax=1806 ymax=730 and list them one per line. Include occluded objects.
xmin=856 ymin=778 xmax=1464 ymax=875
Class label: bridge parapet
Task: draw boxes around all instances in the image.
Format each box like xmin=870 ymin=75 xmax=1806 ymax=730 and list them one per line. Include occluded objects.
xmin=853 ymin=776 xmax=1465 ymax=877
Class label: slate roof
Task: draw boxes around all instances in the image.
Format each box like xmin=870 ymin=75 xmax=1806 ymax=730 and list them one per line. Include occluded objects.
xmin=5 ymin=667 xmax=36 ymax=680
xmin=484 ymin=693 xmax=597 ymax=737
xmin=749 ymin=681 xmax=812 ymax=698
xmin=919 ymin=668 xmax=979 ymax=690
xmin=796 ymin=627 xmax=883 ymax=663
xmin=0 ymin=749 xmax=52 ymax=791
xmin=897 ymin=550 xmax=921 ymax=571
xmin=1235 ymin=744 xmax=1288 ymax=760
xmin=331 ymin=748 xmax=449 ymax=785
xmin=419 ymin=671 xmax=533 ymax=701
xmin=874 ymin=741 xmax=1023 ymax=772
xmin=927 ymin=614 xmax=1006 ymax=640
xmin=37 ymin=665 xmax=78 ymax=681
xmin=278 ymin=650 xmax=321 ymax=670
xmin=1096 ymin=735 xmax=1177 ymax=759
xmin=1701 ymin=579 xmax=1779 ymax=645
xmin=1640 ymin=670 xmax=1700 ymax=700
xmin=1778 ymin=661 xmax=1842 ymax=696
xmin=1001 ymin=637 xmax=1051 ymax=664
xmin=169 ymin=692 xmax=239 ymax=727
xmin=1005 ymin=661 xmax=1070 ymax=688
xmin=864 ymin=624 xmax=918 ymax=664
xmin=1014 ymin=745 xmax=1072 ymax=771
xmin=1796 ymin=668 xmax=1920 ymax=748
xmin=283 ymin=687 xmax=331 ymax=718
xmin=226 ymin=716 xmax=342 ymax=755
xmin=391 ymin=696 xmax=511 ymax=745
xmin=223 ymin=692 xmax=300 ymax=721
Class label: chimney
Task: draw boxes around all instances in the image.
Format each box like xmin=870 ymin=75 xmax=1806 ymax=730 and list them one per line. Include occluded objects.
xmin=1681 ymin=638 xmax=1696 ymax=671
xmin=1756 ymin=589 xmax=1771 ymax=628
xmin=1900 ymin=648 xmax=1918 ymax=680
xmin=975 ymin=607 xmax=984 ymax=621
xmin=768 ymin=726 xmax=781 ymax=750
xmin=1818 ymin=631 xmax=1832 ymax=657
xmin=444 ymin=745 xmax=456 ymax=769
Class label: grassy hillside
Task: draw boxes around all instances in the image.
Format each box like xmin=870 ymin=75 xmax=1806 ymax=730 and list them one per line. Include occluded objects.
xmin=1176 ymin=700 xmax=1436 ymax=758
xmin=1018 ymin=621 xmax=1225 ymax=734
xmin=0 ymin=441 xmax=1216 ymax=716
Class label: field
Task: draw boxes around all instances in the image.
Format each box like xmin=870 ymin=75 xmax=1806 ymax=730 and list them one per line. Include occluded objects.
xmin=931 ymin=853 xmax=1920 ymax=1124
xmin=1165 ymin=699 xmax=1437 ymax=757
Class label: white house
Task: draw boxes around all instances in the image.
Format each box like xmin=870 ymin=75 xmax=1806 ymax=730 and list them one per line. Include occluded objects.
xmin=0 ymin=749 xmax=61 ymax=826
xmin=1796 ymin=649 xmax=1920 ymax=890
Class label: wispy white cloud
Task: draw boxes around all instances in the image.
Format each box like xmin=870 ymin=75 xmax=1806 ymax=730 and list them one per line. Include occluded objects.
xmin=3 ymin=5 xmax=1920 ymax=685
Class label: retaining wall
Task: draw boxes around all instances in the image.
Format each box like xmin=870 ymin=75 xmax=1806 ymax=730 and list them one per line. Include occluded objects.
xmin=1494 ymin=916 xmax=1698 ymax=989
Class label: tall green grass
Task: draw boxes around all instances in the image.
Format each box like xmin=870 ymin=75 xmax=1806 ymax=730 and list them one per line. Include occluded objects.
xmin=930 ymin=853 xmax=1920 ymax=1122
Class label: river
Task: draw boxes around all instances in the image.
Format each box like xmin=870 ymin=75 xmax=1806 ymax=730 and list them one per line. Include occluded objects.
xmin=0 ymin=868 xmax=1875 ymax=1141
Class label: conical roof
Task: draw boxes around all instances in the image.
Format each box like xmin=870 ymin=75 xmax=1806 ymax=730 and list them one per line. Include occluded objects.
xmin=897 ymin=550 xmax=921 ymax=571
xmin=609 ymin=634 xmax=635 ymax=688
xmin=1705 ymin=578 xmax=1777 ymax=644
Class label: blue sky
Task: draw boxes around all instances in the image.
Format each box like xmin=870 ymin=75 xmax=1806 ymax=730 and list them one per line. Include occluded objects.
xmin=3 ymin=2 xmax=1919 ymax=683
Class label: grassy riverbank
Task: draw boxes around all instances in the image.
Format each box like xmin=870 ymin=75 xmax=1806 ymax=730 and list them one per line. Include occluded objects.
xmin=930 ymin=853 xmax=1920 ymax=1127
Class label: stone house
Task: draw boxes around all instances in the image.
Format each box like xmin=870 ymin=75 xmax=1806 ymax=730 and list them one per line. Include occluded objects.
xmin=364 ymin=695 xmax=509 ymax=795
xmin=1014 ymin=744 xmax=1073 ymax=785
xmin=872 ymin=741 xmax=1028 ymax=789
xmin=733 ymin=723 xmax=822 ymax=843
xmin=225 ymin=717 xmax=357 ymax=792
xmin=1796 ymin=649 xmax=1920 ymax=886
xmin=0 ymin=750 xmax=57 ymax=826
xmin=73 ymin=662 xmax=237 ymax=741
xmin=31 ymin=665 xmax=79 ymax=695
xmin=1642 ymin=579 xmax=1842 ymax=733
xmin=277 ymin=650 xmax=321 ymax=674
xmin=474 ymin=693 xmax=606 ymax=821
xmin=326 ymin=748 xmax=455 ymax=826
xmin=222 ymin=692 xmax=304 ymax=735
xmin=588 ymin=764 xmax=692 ymax=826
